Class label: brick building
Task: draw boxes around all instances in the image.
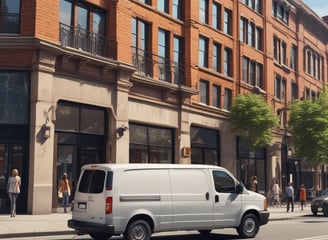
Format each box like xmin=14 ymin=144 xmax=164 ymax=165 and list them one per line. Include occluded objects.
xmin=0 ymin=0 xmax=327 ymax=214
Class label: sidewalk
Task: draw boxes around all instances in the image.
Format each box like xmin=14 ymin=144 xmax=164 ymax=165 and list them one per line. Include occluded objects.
xmin=0 ymin=205 xmax=312 ymax=239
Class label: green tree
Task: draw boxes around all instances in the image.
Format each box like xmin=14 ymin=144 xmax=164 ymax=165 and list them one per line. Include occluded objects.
xmin=230 ymin=93 xmax=279 ymax=151
xmin=288 ymin=86 xmax=328 ymax=190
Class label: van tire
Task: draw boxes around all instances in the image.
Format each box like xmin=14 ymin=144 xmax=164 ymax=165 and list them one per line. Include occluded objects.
xmin=124 ymin=219 xmax=151 ymax=240
xmin=236 ymin=213 xmax=259 ymax=238
xmin=88 ymin=232 xmax=112 ymax=240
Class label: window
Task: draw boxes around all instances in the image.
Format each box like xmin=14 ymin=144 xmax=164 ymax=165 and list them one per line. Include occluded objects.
xmin=272 ymin=0 xmax=289 ymax=25
xmin=274 ymin=74 xmax=286 ymax=101
xmin=213 ymin=42 xmax=221 ymax=72
xmin=0 ymin=0 xmax=21 ymax=33
xmin=199 ymin=0 xmax=209 ymax=24
xmin=200 ymin=80 xmax=209 ymax=105
xmin=130 ymin=124 xmax=173 ymax=163
xmin=224 ymin=88 xmax=232 ymax=111
xmin=199 ymin=36 xmax=209 ymax=68
xmin=240 ymin=17 xmax=262 ymax=50
xmin=172 ymin=0 xmax=183 ymax=20
xmin=224 ymin=8 xmax=232 ymax=35
xmin=213 ymin=170 xmax=236 ymax=193
xmin=173 ymin=35 xmax=184 ymax=84
xmin=158 ymin=28 xmax=170 ymax=81
xmin=242 ymin=0 xmax=262 ymax=14
xmin=138 ymin=0 xmax=151 ymax=4
xmin=224 ymin=47 xmax=232 ymax=77
xmin=132 ymin=18 xmax=152 ymax=77
xmin=290 ymin=45 xmax=297 ymax=70
xmin=243 ymin=57 xmax=263 ymax=88
xmin=255 ymin=27 xmax=263 ymax=50
xmin=304 ymin=47 xmax=322 ymax=80
xmin=59 ymin=0 xmax=107 ymax=57
xmin=273 ymin=36 xmax=286 ymax=65
xmin=291 ymin=82 xmax=298 ymax=100
xmin=212 ymin=2 xmax=221 ymax=30
xmin=191 ymin=126 xmax=220 ymax=166
xmin=158 ymin=0 xmax=169 ymax=14
xmin=78 ymin=170 xmax=106 ymax=194
xmin=212 ymin=85 xmax=221 ymax=108
xmin=0 ymin=71 xmax=29 ymax=124
xmin=56 ymin=102 xmax=106 ymax=135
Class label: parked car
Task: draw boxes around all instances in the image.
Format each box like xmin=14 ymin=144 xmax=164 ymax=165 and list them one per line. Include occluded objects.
xmin=68 ymin=164 xmax=269 ymax=240
xmin=311 ymin=188 xmax=328 ymax=216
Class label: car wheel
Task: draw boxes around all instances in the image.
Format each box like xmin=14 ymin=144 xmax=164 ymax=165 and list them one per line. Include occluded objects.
xmin=311 ymin=206 xmax=318 ymax=215
xmin=236 ymin=213 xmax=259 ymax=238
xmin=124 ymin=219 xmax=151 ymax=240
xmin=323 ymin=203 xmax=328 ymax=216
xmin=89 ymin=232 xmax=112 ymax=240
xmin=198 ymin=229 xmax=212 ymax=235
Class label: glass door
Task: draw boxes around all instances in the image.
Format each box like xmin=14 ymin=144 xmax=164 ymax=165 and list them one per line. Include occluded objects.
xmin=0 ymin=143 xmax=25 ymax=213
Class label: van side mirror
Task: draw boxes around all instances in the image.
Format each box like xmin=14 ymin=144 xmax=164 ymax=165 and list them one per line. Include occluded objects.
xmin=236 ymin=183 xmax=244 ymax=194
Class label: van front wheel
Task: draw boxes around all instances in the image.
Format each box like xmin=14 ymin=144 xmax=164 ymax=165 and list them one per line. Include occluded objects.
xmin=124 ymin=219 xmax=151 ymax=240
xmin=236 ymin=213 xmax=259 ymax=238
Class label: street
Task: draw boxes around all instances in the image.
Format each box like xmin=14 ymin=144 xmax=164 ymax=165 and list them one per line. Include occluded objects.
xmin=3 ymin=215 xmax=328 ymax=240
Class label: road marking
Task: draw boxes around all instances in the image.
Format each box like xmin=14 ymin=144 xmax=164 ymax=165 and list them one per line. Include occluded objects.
xmin=295 ymin=236 xmax=328 ymax=240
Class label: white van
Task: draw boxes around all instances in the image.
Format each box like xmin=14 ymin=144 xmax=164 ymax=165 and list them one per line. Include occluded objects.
xmin=68 ymin=164 xmax=269 ymax=240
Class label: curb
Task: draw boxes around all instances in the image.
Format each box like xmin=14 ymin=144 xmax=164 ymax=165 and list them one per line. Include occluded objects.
xmin=0 ymin=230 xmax=76 ymax=239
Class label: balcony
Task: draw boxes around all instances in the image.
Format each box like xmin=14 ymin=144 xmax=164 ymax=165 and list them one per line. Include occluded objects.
xmin=0 ymin=13 xmax=20 ymax=33
xmin=132 ymin=47 xmax=185 ymax=85
xmin=59 ymin=23 xmax=116 ymax=59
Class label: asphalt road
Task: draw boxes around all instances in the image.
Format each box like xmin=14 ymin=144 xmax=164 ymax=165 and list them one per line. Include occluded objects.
xmin=3 ymin=215 xmax=328 ymax=240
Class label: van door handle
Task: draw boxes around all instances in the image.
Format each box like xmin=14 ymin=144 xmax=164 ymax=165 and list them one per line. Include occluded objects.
xmin=205 ymin=192 xmax=210 ymax=200
xmin=215 ymin=195 xmax=219 ymax=202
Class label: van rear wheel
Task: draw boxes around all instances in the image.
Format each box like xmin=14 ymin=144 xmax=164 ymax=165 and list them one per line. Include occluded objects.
xmin=89 ymin=232 xmax=112 ymax=240
xmin=236 ymin=213 xmax=259 ymax=238
xmin=124 ymin=219 xmax=151 ymax=240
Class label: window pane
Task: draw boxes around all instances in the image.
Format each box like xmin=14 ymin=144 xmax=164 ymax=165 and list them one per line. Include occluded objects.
xmin=0 ymin=71 xmax=29 ymax=124
xmin=149 ymin=147 xmax=172 ymax=163
xmin=200 ymin=80 xmax=209 ymax=104
xmin=56 ymin=105 xmax=79 ymax=131
xmin=59 ymin=0 xmax=72 ymax=25
xmin=149 ymin=127 xmax=172 ymax=147
xmin=129 ymin=144 xmax=148 ymax=163
xmin=80 ymin=108 xmax=104 ymax=135
xmin=130 ymin=124 xmax=147 ymax=144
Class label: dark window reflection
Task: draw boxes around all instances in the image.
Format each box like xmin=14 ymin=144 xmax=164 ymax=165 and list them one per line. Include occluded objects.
xmin=0 ymin=71 xmax=29 ymax=124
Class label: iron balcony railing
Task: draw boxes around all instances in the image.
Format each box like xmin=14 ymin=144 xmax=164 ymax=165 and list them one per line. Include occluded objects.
xmin=0 ymin=13 xmax=20 ymax=33
xmin=59 ymin=23 xmax=117 ymax=59
xmin=132 ymin=47 xmax=185 ymax=85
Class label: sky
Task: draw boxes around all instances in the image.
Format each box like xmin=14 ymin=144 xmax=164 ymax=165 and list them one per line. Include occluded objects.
xmin=302 ymin=0 xmax=328 ymax=17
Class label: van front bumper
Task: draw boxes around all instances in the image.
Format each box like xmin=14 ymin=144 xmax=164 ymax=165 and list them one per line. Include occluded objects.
xmin=68 ymin=219 xmax=115 ymax=234
xmin=259 ymin=211 xmax=270 ymax=225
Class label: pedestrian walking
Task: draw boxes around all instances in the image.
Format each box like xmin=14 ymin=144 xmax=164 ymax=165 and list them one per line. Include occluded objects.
xmin=286 ymin=182 xmax=294 ymax=212
xmin=251 ymin=176 xmax=258 ymax=192
xmin=59 ymin=173 xmax=71 ymax=213
xmin=7 ymin=169 xmax=21 ymax=217
xmin=272 ymin=180 xmax=281 ymax=207
xmin=300 ymin=184 xmax=306 ymax=210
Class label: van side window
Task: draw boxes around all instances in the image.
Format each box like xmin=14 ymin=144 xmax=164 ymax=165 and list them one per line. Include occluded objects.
xmin=212 ymin=170 xmax=236 ymax=193
xmin=78 ymin=170 xmax=106 ymax=194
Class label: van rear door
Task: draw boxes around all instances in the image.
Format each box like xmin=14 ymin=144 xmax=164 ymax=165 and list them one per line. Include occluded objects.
xmin=73 ymin=168 xmax=109 ymax=224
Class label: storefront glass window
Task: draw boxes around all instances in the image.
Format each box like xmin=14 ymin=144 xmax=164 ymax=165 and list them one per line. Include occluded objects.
xmin=0 ymin=71 xmax=29 ymax=124
xmin=129 ymin=123 xmax=173 ymax=163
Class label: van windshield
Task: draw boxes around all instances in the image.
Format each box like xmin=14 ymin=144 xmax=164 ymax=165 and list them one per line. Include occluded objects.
xmin=78 ymin=169 xmax=107 ymax=194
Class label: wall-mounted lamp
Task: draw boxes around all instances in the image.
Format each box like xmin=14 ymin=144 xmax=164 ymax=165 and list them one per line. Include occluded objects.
xmin=116 ymin=124 xmax=128 ymax=137
xmin=42 ymin=125 xmax=51 ymax=138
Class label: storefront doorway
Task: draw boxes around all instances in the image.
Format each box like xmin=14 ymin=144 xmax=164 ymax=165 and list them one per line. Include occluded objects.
xmin=0 ymin=143 xmax=28 ymax=214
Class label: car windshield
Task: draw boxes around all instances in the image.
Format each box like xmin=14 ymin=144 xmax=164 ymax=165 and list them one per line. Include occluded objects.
xmin=320 ymin=189 xmax=328 ymax=196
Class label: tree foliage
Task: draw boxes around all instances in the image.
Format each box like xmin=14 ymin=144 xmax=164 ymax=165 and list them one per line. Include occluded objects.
xmin=230 ymin=94 xmax=279 ymax=150
xmin=288 ymin=86 xmax=328 ymax=166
